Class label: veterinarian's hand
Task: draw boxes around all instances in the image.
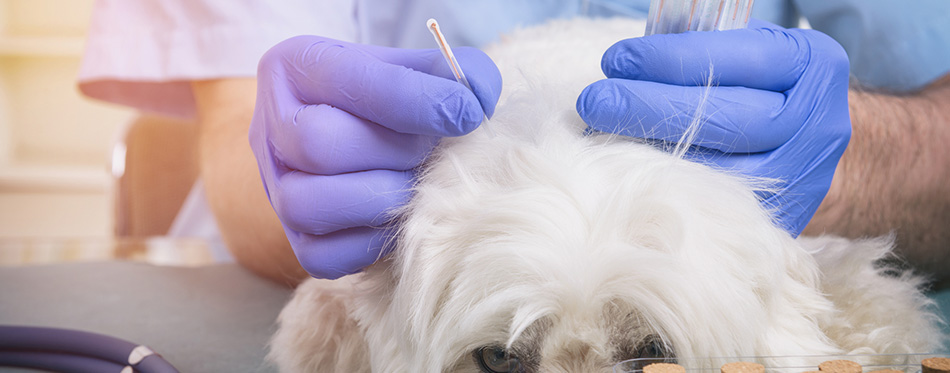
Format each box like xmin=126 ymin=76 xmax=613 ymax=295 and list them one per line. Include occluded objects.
xmin=576 ymin=20 xmax=851 ymax=237
xmin=250 ymin=36 xmax=502 ymax=279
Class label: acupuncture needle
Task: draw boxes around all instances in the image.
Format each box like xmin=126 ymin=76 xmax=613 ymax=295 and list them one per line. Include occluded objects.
xmin=426 ymin=18 xmax=495 ymax=136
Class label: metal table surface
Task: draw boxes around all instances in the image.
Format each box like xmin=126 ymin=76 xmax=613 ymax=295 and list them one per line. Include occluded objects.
xmin=0 ymin=238 xmax=293 ymax=372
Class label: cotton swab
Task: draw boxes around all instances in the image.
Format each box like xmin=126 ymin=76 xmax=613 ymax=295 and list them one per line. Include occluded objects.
xmin=426 ymin=18 xmax=494 ymax=137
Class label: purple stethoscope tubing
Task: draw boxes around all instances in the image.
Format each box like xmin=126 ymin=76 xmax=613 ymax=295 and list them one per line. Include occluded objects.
xmin=0 ymin=325 xmax=179 ymax=373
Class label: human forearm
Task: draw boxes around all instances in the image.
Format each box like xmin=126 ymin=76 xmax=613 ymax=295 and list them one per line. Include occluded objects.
xmin=191 ymin=78 xmax=308 ymax=286
xmin=804 ymin=74 xmax=950 ymax=280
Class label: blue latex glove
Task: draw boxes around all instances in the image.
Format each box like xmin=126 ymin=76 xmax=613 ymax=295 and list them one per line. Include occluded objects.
xmin=250 ymin=36 xmax=501 ymax=279
xmin=576 ymin=21 xmax=851 ymax=237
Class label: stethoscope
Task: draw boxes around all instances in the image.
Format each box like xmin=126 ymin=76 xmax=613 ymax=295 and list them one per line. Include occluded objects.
xmin=0 ymin=325 xmax=179 ymax=372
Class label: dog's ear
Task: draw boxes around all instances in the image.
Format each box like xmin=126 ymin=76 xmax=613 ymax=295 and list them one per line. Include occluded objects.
xmin=746 ymin=237 xmax=842 ymax=357
xmin=269 ymin=278 xmax=371 ymax=372
xmin=803 ymin=235 xmax=945 ymax=354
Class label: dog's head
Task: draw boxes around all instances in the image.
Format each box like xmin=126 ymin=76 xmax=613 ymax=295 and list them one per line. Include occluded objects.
xmin=365 ymin=112 xmax=836 ymax=372
xmin=273 ymin=18 xmax=938 ymax=373
xmin=351 ymin=18 xmax=839 ymax=373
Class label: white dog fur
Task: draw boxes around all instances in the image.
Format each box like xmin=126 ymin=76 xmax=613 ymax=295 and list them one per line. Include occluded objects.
xmin=270 ymin=18 xmax=943 ymax=372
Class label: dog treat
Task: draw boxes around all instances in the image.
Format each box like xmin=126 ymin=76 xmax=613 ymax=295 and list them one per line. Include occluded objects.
xmin=721 ymin=361 xmax=765 ymax=373
xmin=923 ymin=357 xmax=950 ymax=373
xmin=644 ymin=363 xmax=686 ymax=373
xmin=818 ymin=360 xmax=862 ymax=373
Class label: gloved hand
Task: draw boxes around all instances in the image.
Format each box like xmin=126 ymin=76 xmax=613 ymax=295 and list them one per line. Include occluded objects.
xmin=576 ymin=20 xmax=851 ymax=237
xmin=250 ymin=36 xmax=501 ymax=279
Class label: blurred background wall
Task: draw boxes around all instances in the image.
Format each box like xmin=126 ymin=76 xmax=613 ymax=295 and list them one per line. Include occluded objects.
xmin=0 ymin=0 xmax=135 ymax=238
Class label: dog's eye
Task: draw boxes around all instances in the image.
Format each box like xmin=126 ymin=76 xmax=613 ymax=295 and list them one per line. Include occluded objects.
xmin=474 ymin=345 xmax=524 ymax=373
xmin=636 ymin=339 xmax=667 ymax=359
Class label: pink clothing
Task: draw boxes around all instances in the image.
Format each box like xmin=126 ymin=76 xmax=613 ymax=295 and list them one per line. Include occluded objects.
xmin=78 ymin=0 xmax=356 ymax=118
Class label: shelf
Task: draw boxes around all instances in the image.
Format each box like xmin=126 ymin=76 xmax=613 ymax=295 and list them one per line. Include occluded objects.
xmin=0 ymin=164 xmax=110 ymax=193
xmin=0 ymin=35 xmax=85 ymax=57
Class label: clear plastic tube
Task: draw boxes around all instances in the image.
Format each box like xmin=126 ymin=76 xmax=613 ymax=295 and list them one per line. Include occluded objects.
xmin=645 ymin=0 xmax=756 ymax=36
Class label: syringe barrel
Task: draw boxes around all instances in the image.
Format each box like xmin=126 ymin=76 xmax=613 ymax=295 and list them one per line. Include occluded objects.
xmin=645 ymin=0 xmax=755 ymax=36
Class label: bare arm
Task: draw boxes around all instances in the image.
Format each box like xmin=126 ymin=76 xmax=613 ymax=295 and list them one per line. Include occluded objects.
xmin=804 ymin=74 xmax=950 ymax=283
xmin=191 ymin=78 xmax=308 ymax=286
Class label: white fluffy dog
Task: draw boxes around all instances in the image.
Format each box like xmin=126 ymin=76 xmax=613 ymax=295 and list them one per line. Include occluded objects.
xmin=270 ymin=19 xmax=943 ymax=372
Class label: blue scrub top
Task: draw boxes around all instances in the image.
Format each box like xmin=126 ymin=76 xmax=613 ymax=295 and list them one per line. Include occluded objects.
xmin=355 ymin=0 xmax=949 ymax=92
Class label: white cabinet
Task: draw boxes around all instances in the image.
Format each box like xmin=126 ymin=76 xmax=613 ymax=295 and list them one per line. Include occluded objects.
xmin=0 ymin=0 xmax=135 ymax=237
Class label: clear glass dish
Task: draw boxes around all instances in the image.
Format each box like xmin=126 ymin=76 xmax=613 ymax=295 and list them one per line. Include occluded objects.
xmin=614 ymin=353 xmax=950 ymax=373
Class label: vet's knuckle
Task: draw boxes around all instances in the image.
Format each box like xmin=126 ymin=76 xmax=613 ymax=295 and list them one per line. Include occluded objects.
xmin=801 ymin=29 xmax=850 ymax=76
xmin=298 ymin=112 xmax=339 ymax=171
xmin=274 ymin=192 xmax=312 ymax=234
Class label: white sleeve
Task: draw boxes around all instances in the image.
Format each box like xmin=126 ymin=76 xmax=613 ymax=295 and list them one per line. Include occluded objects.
xmin=78 ymin=0 xmax=357 ymax=118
